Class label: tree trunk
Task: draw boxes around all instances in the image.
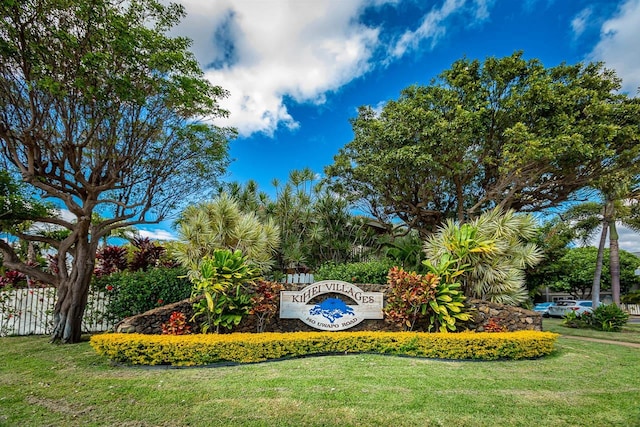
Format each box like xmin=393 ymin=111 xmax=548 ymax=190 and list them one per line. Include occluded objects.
xmin=50 ymin=230 xmax=97 ymax=343
xmin=609 ymin=220 xmax=621 ymax=306
xmin=592 ymin=219 xmax=608 ymax=309
xmin=51 ymin=275 xmax=92 ymax=343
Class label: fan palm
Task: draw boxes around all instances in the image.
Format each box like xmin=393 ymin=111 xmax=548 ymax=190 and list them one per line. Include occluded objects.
xmin=173 ymin=193 xmax=280 ymax=272
xmin=424 ymin=208 xmax=543 ymax=305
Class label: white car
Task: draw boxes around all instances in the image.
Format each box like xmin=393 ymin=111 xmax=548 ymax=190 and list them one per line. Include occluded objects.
xmin=533 ymin=302 xmax=554 ymax=317
xmin=547 ymin=300 xmax=593 ymax=318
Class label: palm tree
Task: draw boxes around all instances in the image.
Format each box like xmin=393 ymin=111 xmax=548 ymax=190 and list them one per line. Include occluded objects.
xmin=562 ymin=176 xmax=640 ymax=306
xmin=424 ymin=208 xmax=543 ymax=305
xmin=173 ymin=193 xmax=280 ymax=273
xmin=220 ymin=169 xmax=380 ymax=272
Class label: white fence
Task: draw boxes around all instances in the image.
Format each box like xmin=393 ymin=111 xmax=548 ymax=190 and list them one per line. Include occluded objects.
xmin=283 ymin=273 xmax=314 ymax=284
xmin=0 ymin=287 xmax=114 ymax=336
xmin=1 ymin=275 xmax=316 ymax=337
xmin=621 ymin=304 xmax=640 ymax=315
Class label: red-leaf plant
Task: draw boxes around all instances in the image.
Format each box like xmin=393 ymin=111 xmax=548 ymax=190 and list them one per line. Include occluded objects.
xmin=250 ymin=280 xmax=284 ymax=333
xmin=94 ymin=245 xmax=128 ymax=277
xmin=484 ymin=317 xmax=507 ymax=333
xmin=383 ymin=266 xmax=439 ymax=331
xmin=161 ymin=311 xmax=192 ymax=335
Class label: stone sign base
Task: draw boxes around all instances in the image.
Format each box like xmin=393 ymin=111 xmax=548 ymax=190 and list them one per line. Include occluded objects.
xmin=114 ymin=283 xmax=542 ymax=335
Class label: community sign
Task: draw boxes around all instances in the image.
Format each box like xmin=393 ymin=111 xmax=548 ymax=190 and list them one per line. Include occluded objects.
xmin=280 ymin=280 xmax=384 ymax=331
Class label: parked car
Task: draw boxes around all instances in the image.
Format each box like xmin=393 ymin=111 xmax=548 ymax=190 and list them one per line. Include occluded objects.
xmin=547 ymin=300 xmax=593 ymax=318
xmin=533 ymin=302 xmax=554 ymax=317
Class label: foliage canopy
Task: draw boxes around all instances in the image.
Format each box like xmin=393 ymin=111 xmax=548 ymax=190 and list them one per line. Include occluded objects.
xmin=0 ymin=0 xmax=233 ymax=342
xmin=326 ymin=52 xmax=640 ymax=236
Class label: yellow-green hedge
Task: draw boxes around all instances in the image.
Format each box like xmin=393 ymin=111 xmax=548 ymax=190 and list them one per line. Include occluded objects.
xmin=90 ymin=331 xmax=558 ymax=366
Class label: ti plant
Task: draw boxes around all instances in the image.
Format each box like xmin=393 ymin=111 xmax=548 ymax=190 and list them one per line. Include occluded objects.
xmin=383 ymin=267 xmax=438 ymax=331
xmin=384 ymin=258 xmax=471 ymax=333
xmin=249 ymin=280 xmax=285 ymax=333
xmin=190 ymin=249 xmax=259 ymax=333
xmin=422 ymin=254 xmax=472 ymax=333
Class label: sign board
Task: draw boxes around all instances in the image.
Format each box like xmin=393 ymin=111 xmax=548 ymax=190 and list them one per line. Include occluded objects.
xmin=280 ymin=280 xmax=384 ymax=331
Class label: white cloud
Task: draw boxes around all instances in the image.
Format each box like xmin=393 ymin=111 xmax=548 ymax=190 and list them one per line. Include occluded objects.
xmin=588 ymin=0 xmax=640 ymax=95
xmin=172 ymin=0 xmax=495 ymax=137
xmin=175 ymin=0 xmax=383 ymax=137
xmin=615 ymin=225 xmax=640 ymax=254
xmin=370 ymin=100 xmax=387 ymax=116
xmin=137 ymin=229 xmax=178 ymax=241
xmin=571 ymin=7 xmax=592 ymax=39
xmin=48 ymin=209 xmax=177 ymax=241
xmin=389 ymin=0 xmax=487 ymax=60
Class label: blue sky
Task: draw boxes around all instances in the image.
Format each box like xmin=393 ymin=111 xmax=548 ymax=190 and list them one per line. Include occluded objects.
xmin=138 ymin=0 xmax=640 ymax=251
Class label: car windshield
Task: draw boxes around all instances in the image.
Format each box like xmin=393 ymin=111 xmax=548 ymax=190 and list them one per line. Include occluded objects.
xmin=554 ymin=301 xmax=576 ymax=306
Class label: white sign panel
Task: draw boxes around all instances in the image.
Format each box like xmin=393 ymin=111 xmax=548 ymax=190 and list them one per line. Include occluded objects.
xmin=280 ymin=280 xmax=384 ymax=331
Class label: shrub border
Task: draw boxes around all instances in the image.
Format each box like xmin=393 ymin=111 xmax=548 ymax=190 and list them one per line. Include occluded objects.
xmin=90 ymin=330 xmax=559 ymax=366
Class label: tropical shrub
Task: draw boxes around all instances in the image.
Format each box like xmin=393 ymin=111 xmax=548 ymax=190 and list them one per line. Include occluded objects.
xmin=561 ymin=310 xmax=588 ymax=329
xmin=424 ymin=208 xmax=543 ymax=305
xmin=94 ymin=267 xmax=192 ymax=322
xmin=161 ymin=311 xmax=192 ymax=335
xmin=622 ymin=290 xmax=640 ymax=304
xmin=563 ymin=304 xmax=629 ymax=332
xmin=384 ymin=267 xmax=438 ymax=331
xmin=484 ymin=318 xmax=507 ymax=333
xmin=128 ymin=236 xmax=167 ymax=271
xmin=189 ymin=249 xmax=259 ymax=333
xmin=94 ymin=245 xmax=128 ymax=277
xmin=384 ymin=262 xmax=471 ymax=333
xmin=250 ymin=280 xmax=284 ymax=333
xmin=422 ymin=255 xmax=472 ymax=332
xmin=381 ymin=231 xmax=425 ymax=272
xmin=174 ymin=193 xmax=280 ymax=273
xmin=90 ymin=330 xmax=560 ymax=366
xmin=590 ymin=304 xmax=629 ymax=332
xmin=0 ymin=269 xmax=27 ymax=288
xmin=314 ymin=259 xmax=396 ymax=284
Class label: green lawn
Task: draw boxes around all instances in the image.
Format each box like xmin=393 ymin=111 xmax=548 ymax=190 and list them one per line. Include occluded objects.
xmin=543 ymin=317 xmax=640 ymax=344
xmin=1 ymin=332 xmax=638 ymax=427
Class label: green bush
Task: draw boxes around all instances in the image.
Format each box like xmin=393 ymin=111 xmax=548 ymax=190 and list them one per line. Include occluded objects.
xmin=90 ymin=330 xmax=559 ymax=366
xmin=563 ymin=304 xmax=629 ymax=332
xmin=189 ymin=249 xmax=258 ymax=333
xmin=314 ymin=259 xmax=396 ymax=284
xmin=590 ymin=304 xmax=629 ymax=332
xmin=94 ymin=267 xmax=192 ymax=322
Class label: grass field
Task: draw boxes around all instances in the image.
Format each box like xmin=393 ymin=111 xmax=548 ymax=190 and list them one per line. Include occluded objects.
xmin=543 ymin=317 xmax=640 ymax=343
xmin=1 ymin=323 xmax=639 ymax=427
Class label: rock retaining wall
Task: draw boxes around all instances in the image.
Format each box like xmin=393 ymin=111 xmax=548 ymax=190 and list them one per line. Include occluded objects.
xmin=114 ymin=284 xmax=541 ymax=334
xmin=463 ymin=299 xmax=541 ymax=332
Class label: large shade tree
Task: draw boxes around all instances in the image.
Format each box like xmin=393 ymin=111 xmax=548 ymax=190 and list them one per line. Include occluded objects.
xmin=326 ymin=52 xmax=640 ymax=236
xmin=0 ymin=0 xmax=233 ymax=343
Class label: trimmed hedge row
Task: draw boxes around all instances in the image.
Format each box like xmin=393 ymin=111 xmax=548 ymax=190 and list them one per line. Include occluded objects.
xmin=90 ymin=331 xmax=559 ymax=366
